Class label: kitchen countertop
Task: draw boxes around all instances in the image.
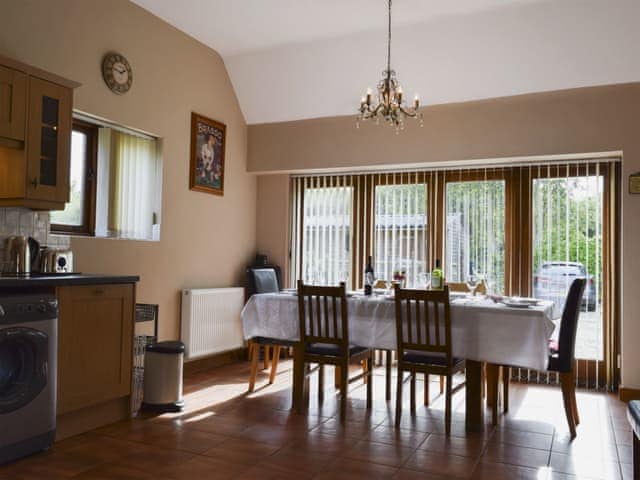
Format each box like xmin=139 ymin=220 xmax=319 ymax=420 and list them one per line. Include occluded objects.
xmin=0 ymin=273 xmax=139 ymax=288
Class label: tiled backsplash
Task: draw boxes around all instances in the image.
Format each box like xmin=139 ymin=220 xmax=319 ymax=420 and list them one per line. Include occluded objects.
xmin=0 ymin=208 xmax=70 ymax=271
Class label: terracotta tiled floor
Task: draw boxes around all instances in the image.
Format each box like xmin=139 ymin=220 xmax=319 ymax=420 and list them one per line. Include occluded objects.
xmin=0 ymin=359 xmax=632 ymax=479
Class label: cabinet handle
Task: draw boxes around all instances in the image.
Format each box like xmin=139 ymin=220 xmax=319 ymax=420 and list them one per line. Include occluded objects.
xmin=30 ymin=177 xmax=38 ymax=188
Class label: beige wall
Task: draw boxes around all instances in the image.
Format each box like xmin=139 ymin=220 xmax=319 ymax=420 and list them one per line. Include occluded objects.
xmin=249 ymin=83 xmax=640 ymax=390
xmin=0 ymin=0 xmax=257 ymax=340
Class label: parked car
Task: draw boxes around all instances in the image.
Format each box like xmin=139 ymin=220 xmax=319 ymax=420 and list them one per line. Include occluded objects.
xmin=533 ymin=261 xmax=597 ymax=312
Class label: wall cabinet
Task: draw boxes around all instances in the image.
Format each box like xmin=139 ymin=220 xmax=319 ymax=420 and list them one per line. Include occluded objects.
xmin=0 ymin=65 xmax=27 ymax=142
xmin=0 ymin=55 xmax=79 ymax=210
xmin=56 ymin=284 xmax=134 ymax=415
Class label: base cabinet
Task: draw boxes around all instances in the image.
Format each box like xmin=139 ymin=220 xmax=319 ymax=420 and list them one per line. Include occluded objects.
xmin=56 ymin=284 xmax=134 ymax=416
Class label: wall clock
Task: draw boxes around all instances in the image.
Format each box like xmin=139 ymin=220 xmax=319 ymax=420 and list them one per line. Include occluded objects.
xmin=102 ymin=52 xmax=133 ymax=94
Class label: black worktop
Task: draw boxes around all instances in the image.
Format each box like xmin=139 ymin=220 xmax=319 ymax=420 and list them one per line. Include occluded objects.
xmin=0 ymin=273 xmax=139 ymax=288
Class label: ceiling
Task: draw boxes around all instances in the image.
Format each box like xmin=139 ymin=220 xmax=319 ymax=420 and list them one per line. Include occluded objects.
xmin=132 ymin=0 xmax=640 ymax=124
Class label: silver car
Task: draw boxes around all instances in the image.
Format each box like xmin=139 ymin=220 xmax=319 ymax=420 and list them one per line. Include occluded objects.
xmin=533 ymin=261 xmax=597 ymax=312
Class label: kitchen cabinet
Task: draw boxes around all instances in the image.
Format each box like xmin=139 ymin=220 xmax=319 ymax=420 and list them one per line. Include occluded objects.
xmin=56 ymin=283 xmax=134 ymax=415
xmin=0 ymin=64 xmax=27 ymax=143
xmin=0 ymin=54 xmax=79 ymax=210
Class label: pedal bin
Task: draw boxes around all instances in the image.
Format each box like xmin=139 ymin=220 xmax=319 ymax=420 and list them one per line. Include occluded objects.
xmin=140 ymin=341 xmax=185 ymax=412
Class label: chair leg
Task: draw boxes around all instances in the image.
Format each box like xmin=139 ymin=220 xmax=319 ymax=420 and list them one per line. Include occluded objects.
xmin=292 ymin=346 xmax=305 ymax=413
xmin=439 ymin=375 xmax=445 ymax=394
xmin=482 ymin=363 xmax=486 ymax=399
xmin=410 ymin=372 xmax=416 ymax=414
xmin=395 ymin=369 xmax=404 ymax=427
xmin=362 ymin=360 xmax=367 ymax=384
xmin=502 ymin=366 xmax=510 ymax=413
xmin=318 ymin=364 xmax=325 ymax=401
xmin=263 ymin=345 xmax=270 ymax=370
xmin=248 ymin=342 xmax=259 ymax=392
xmin=269 ymin=346 xmax=281 ymax=384
xmin=486 ymin=363 xmax=499 ymax=426
xmin=366 ymin=353 xmax=373 ymax=410
xmin=445 ymin=374 xmax=453 ymax=436
xmin=560 ymin=372 xmax=577 ymax=438
xmin=340 ymin=361 xmax=349 ymax=420
xmin=385 ymin=350 xmax=392 ymax=402
xmin=569 ymin=376 xmax=579 ymax=425
xmin=424 ymin=373 xmax=430 ymax=406
xmin=335 ymin=365 xmax=341 ymax=389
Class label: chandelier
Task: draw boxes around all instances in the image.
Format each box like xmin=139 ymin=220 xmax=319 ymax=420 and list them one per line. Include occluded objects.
xmin=357 ymin=0 xmax=422 ymax=131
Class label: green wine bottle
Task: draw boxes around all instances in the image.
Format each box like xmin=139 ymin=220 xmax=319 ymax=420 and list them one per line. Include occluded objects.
xmin=431 ymin=259 xmax=444 ymax=290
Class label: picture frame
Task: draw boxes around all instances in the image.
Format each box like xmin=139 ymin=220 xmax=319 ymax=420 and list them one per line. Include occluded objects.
xmin=630 ymin=172 xmax=640 ymax=194
xmin=189 ymin=112 xmax=226 ymax=196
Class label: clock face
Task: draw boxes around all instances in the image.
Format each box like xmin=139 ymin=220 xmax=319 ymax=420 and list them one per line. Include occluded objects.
xmin=102 ymin=53 xmax=133 ymax=94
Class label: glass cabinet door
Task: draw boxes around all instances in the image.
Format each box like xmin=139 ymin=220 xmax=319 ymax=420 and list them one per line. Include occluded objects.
xmin=26 ymin=77 xmax=71 ymax=203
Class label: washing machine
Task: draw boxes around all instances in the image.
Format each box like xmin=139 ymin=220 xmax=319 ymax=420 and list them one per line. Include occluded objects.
xmin=0 ymin=293 xmax=57 ymax=465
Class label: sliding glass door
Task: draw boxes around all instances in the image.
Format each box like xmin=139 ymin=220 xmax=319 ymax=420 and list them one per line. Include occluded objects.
xmin=531 ymin=169 xmax=604 ymax=361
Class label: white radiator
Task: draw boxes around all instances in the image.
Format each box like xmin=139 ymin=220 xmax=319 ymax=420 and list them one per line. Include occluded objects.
xmin=181 ymin=287 xmax=245 ymax=361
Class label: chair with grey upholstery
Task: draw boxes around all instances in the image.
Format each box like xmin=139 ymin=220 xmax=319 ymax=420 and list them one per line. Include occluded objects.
xmin=245 ymin=265 xmax=294 ymax=392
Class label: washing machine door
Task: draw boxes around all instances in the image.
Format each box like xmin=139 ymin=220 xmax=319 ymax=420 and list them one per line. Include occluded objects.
xmin=0 ymin=327 xmax=48 ymax=414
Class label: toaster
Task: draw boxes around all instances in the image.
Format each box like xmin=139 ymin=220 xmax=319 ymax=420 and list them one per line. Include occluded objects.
xmin=40 ymin=248 xmax=74 ymax=273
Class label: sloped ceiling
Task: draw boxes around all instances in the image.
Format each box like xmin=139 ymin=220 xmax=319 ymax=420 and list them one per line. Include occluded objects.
xmin=132 ymin=0 xmax=640 ymax=124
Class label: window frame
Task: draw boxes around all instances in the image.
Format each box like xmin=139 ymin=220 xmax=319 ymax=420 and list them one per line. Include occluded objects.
xmin=50 ymin=119 xmax=98 ymax=236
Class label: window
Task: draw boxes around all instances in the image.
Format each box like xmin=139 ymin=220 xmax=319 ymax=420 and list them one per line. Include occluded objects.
xmin=301 ymin=182 xmax=353 ymax=285
xmin=51 ymin=116 xmax=162 ymax=241
xmin=374 ymin=184 xmax=427 ymax=287
xmin=50 ymin=120 xmax=97 ymax=235
xmin=445 ymin=179 xmax=506 ymax=294
xmin=290 ymin=161 xmax=620 ymax=390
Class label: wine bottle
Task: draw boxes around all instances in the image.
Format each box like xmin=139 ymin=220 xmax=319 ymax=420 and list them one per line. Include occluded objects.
xmin=364 ymin=255 xmax=374 ymax=296
xmin=431 ymin=259 xmax=444 ymax=290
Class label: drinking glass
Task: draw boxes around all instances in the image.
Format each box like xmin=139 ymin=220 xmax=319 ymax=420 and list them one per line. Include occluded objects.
xmin=466 ymin=273 xmax=478 ymax=294
xmin=420 ymin=272 xmax=432 ymax=290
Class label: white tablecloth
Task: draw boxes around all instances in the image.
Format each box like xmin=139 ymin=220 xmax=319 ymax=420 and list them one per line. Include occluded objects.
xmin=241 ymin=293 xmax=556 ymax=372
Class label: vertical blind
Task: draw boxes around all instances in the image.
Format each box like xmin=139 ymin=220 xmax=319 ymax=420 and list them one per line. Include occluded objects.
xmin=290 ymin=158 xmax=620 ymax=391
xmin=108 ymin=130 xmax=160 ymax=240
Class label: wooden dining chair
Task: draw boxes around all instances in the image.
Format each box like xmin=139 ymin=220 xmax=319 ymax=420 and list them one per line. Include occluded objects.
xmin=491 ymin=278 xmax=586 ymax=438
xmin=294 ymin=281 xmax=373 ymax=418
xmin=394 ymin=285 xmax=465 ymax=434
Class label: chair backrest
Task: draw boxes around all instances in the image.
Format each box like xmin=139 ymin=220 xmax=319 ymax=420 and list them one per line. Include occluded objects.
xmin=394 ymin=285 xmax=453 ymax=365
xmin=447 ymin=282 xmax=470 ymax=293
xmin=555 ymin=278 xmax=587 ymax=372
xmin=245 ymin=266 xmax=281 ymax=300
xmin=297 ymin=280 xmax=349 ymax=352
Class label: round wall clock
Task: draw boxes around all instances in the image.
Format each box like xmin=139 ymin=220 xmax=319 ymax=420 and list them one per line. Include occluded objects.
xmin=102 ymin=52 xmax=133 ymax=94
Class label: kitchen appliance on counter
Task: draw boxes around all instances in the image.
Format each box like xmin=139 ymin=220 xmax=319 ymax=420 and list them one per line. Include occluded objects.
xmin=4 ymin=236 xmax=40 ymax=275
xmin=0 ymin=293 xmax=58 ymax=465
xmin=39 ymin=248 xmax=73 ymax=274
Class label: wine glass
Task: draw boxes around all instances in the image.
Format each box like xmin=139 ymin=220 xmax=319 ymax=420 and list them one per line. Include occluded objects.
xmin=420 ymin=272 xmax=432 ymax=290
xmin=466 ymin=272 xmax=478 ymax=294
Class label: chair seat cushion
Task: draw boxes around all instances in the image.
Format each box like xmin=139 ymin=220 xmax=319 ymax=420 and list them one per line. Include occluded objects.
xmin=402 ymin=350 xmax=464 ymax=368
xmin=628 ymin=401 xmax=640 ymax=438
xmin=305 ymin=343 xmax=368 ymax=357
xmin=252 ymin=336 xmax=296 ymax=347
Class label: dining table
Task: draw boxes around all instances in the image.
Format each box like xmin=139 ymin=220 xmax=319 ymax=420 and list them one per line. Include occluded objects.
xmin=241 ymin=290 xmax=557 ymax=431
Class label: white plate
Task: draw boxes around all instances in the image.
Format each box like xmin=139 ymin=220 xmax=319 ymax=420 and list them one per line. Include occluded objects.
xmin=502 ymin=300 xmax=532 ymax=308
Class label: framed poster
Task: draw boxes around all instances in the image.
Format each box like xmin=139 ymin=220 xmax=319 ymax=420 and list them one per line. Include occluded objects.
xmin=189 ymin=112 xmax=226 ymax=196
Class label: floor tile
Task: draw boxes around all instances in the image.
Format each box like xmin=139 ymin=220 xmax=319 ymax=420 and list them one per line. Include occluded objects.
xmin=404 ymin=449 xmax=478 ymax=478
xmin=343 ymin=439 xmax=416 ymax=467
xmin=481 ymin=442 xmax=550 ymax=469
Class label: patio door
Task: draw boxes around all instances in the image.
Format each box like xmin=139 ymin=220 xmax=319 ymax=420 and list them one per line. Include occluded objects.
xmin=512 ymin=162 xmax=620 ymax=390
